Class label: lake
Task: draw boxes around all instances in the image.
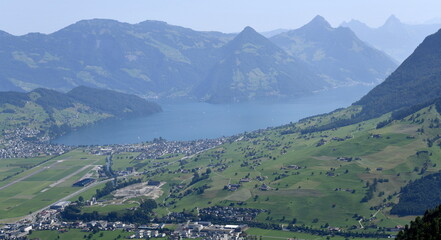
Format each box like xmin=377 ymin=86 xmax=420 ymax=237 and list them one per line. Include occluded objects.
xmin=53 ymin=86 xmax=372 ymax=145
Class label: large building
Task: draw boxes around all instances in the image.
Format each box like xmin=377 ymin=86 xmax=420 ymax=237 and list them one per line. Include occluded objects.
xmin=73 ymin=178 xmax=96 ymax=187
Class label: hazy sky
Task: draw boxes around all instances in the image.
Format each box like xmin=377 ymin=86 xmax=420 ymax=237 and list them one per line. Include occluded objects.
xmin=1 ymin=0 xmax=441 ymax=36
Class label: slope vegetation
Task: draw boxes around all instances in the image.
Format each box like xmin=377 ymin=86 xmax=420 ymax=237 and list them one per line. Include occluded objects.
xmin=0 ymin=86 xmax=161 ymax=138
xmin=355 ymin=29 xmax=441 ymax=119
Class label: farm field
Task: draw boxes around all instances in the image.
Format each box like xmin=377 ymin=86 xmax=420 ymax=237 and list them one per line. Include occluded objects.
xmin=246 ymin=228 xmax=380 ymax=240
xmin=29 ymin=229 xmax=133 ymax=240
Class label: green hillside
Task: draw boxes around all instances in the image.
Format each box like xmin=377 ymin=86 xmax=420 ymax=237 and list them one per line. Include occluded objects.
xmin=0 ymin=86 xmax=161 ymax=139
xmin=195 ymin=26 xmax=324 ymax=103
xmin=355 ymin=29 xmax=441 ymax=119
xmin=0 ymin=19 xmax=232 ymax=99
xmin=142 ymin=103 xmax=438 ymax=228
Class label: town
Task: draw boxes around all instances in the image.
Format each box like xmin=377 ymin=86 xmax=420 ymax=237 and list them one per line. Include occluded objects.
xmin=0 ymin=204 xmax=254 ymax=240
xmin=0 ymin=127 xmax=234 ymax=160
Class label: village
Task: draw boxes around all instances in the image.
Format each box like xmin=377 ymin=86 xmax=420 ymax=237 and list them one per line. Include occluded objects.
xmin=0 ymin=203 xmax=251 ymax=240
xmin=0 ymin=128 xmax=72 ymax=159
xmin=0 ymin=126 xmax=233 ymax=160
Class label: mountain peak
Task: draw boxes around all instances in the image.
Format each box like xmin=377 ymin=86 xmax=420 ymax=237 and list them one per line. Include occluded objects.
xmin=304 ymin=15 xmax=332 ymax=29
xmin=384 ymin=15 xmax=402 ymax=26
xmin=241 ymin=26 xmax=258 ymax=35
xmin=230 ymin=26 xmax=267 ymax=44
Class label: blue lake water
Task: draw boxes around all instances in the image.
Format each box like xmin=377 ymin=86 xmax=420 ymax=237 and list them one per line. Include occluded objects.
xmin=53 ymin=86 xmax=372 ymax=145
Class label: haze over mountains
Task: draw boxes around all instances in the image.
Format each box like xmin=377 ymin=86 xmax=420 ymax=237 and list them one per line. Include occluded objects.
xmin=355 ymin=28 xmax=441 ymax=119
xmin=342 ymin=15 xmax=441 ymax=62
xmin=195 ymin=26 xmax=325 ymax=103
xmin=271 ymin=16 xmax=397 ymax=87
xmin=0 ymin=16 xmax=397 ymax=102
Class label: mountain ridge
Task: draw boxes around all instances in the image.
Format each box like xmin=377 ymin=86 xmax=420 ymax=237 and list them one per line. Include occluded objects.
xmin=341 ymin=15 xmax=441 ymax=62
xmin=195 ymin=26 xmax=324 ymax=103
xmin=0 ymin=17 xmax=397 ymax=103
xmin=271 ymin=15 xmax=397 ymax=87
xmin=355 ymin=28 xmax=441 ymax=119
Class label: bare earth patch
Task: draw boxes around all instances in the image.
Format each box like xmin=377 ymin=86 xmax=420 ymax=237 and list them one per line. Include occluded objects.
xmin=313 ymin=156 xmax=335 ymax=161
xmin=258 ymin=189 xmax=323 ymax=197
xmin=12 ymin=194 xmax=34 ymax=199
xmin=113 ymin=182 xmax=164 ymax=199
xmin=388 ymin=124 xmax=419 ymax=135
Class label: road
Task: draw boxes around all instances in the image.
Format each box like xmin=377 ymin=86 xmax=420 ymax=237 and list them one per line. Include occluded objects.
xmin=15 ymin=147 xmax=217 ymax=223
xmin=21 ymin=178 xmax=114 ymax=223
xmin=248 ymin=235 xmax=308 ymax=240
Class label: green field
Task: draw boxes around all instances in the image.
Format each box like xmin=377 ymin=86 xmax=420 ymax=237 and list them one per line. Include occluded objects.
xmin=0 ymin=150 xmax=106 ymax=220
xmin=246 ymin=228 xmax=383 ymax=240
xmin=29 ymin=229 xmax=132 ymax=240
xmin=0 ymin=157 xmax=48 ymax=181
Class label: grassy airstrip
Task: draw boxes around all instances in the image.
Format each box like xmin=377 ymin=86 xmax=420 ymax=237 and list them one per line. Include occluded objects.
xmin=0 ymin=150 xmax=106 ymax=220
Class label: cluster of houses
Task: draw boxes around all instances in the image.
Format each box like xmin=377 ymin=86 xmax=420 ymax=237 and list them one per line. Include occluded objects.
xmin=174 ymin=222 xmax=247 ymax=240
xmin=198 ymin=206 xmax=266 ymax=223
xmin=0 ymin=127 xmax=72 ymax=159
xmin=0 ymin=208 xmax=251 ymax=240
xmin=224 ymin=176 xmax=270 ymax=192
xmin=88 ymin=137 xmax=232 ymax=160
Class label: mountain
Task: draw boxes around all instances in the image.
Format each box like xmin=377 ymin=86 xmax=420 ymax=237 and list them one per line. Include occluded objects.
xmin=0 ymin=18 xmax=399 ymax=103
xmin=355 ymin=28 xmax=441 ymax=119
xmin=271 ymin=15 xmax=397 ymax=87
xmin=342 ymin=15 xmax=441 ymax=62
xmin=0 ymin=19 xmax=233 ymax=99
xmin=0 ymin=86 xmax=161 ymax=138
xmin=260 ymin=28 xmax=290 ymax=38
xmin=194 ymin=26 xmax=325 ymax=103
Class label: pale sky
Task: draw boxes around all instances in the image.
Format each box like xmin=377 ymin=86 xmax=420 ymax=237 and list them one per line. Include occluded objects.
xmin=1 ymin=0 xmax=441 ymax=36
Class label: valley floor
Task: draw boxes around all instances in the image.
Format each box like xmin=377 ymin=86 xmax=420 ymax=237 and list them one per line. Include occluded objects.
xmin=1 ymin=103 xmax=441 ymax=239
